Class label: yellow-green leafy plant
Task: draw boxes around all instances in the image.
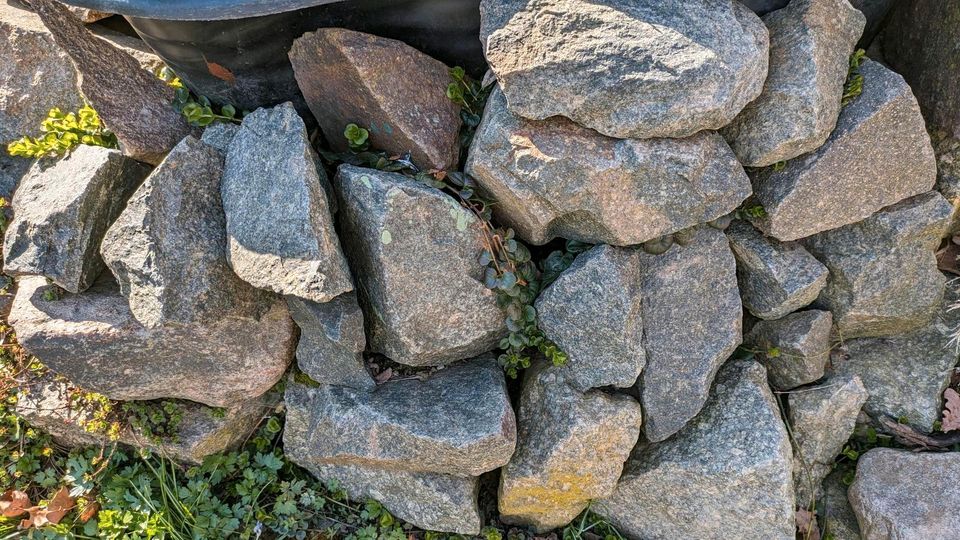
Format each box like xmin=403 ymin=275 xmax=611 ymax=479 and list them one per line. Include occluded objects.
xmin=6 ymin=105 xmax=118 ymax=159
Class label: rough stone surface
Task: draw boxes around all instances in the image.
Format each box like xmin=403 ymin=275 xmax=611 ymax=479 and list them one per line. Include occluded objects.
xmin=727 ymin=219 xmax=828 ymax=320
xmin=17 ymin=375 xmax=270 ymax=464
xmin=498 ymin=362 xmax=643 ymax=532
xmin=0 ymin=1 xmax=83 ymax=144
xmin=0 ymin=155 xmax=29 ymax=200
xmin=722 ymin=0 xmax=865 ymax=167
xmin=749 ymin=60 xmax=937 ymax=241
xmin=788 ymin=374 xmax=868 ymax=508
xmin=535 ymin=245 xmax=644 ymax=392
xmin=479 ymin=0 xmax=769 ymax=139
xmin=222 ymin=103 xmax=353 ymax=303
xmin=597 ymin=360 xmax=795 ymax=540
xmin=334 ymin=165 xmax=504 ymax=366
xmin=283 ymin=356 xmax=515 ymax=476
xmin=821 ymin=469 xmax=862 ymax=540
xmin=290 ymin=28 xmax=461 ymax=171
xmin=849 ymin=449 xmax=960 ymax=538
xmin=9 ymin=276 xmax=296 ymax=408
xmin=932 ymin=131 xmax=960 ymax=234
xmin=89 ymin=26 xmax=163 ymax=73
xmin=802 ymin=191 xmax=952 ymax=339
xmin=29 ymin=0 xmax=195 ymax=165
xmin=200 ymin=122 xmax=239 ymax=153
xmin=466 ymin=87 xmax=753 ymax=246
xmin=63 ymin=5 xmax=111 ymax=23
xmin=745 ymin=310 xmax=833 ymax=390
xmin=3 ymin=145 xmax=150 ymax=293
xmin=637 ymin=226 xmax=743 ymax=442
xmin=287 ymin=293 xmax=373 ymax=391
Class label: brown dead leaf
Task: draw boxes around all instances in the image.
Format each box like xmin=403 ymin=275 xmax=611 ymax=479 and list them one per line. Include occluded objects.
xmin=78 ymin=500 xmax=99 ymax=523
xmin=937 ymin=239 xmax=960 ymax=275
xmin=23 ymin=487 xmax=75 ymax=528
xmin=943 ymin=388 xmax=960 ymax=432
xmin=206 ymin=61 xmax=236 ymax=85
xmin=796 ymin=508 xmax=821 ymax=540
xmin=0 ymin=490 xmax=31 ymax=517
xmin=374 ymin=368 xmax=393 ymax=384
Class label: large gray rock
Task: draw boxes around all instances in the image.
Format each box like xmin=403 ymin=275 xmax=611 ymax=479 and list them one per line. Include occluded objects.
xmin=101 ymin=136 xmax=272 ymax=329
xmin=479 ymin=0 xmax=769 ymax=139
xmin=749 ymin=60 xmax=937 ymax=241
xmin=788 ymin=374 xmax=868 ymax=508
xmin=498 ymin=362 xmax=643 ymax=531
xmin=727 ymin=219 xmax=828 ymax=320
xmin=466 ymin=87 xmax=752 ymax=246
xmin=283 ymin=356 xmax=515 ymax=476
xmin=89 ymin=26 xmax=163 ymax=73
xmin=9 ymin=276 xmax=295 ymax=408
xmin=802 ymin=191 xmax=952 ymax=339
xmin=3 ymin=145 xmax=150 ymax=293
xmin=722 ymin=0 xmax=865 ymax=167
xmin=821 ymin=469 xmax=862 ymax=540
xmin=287 ymin=293 xmax=373 ymax=391
xmin=745 ymin=310 xmax=834 ymax=391
xmin=222 ymin=103 xmax=353 ymax=303
xmin=637 ymin=226 xmax=743 ymax=442
xmin=597 ymin=360 xmax=795 ymax=540
xmin=849 ymin=449 xmax=960 ymax=539
xmin=334 ymin=165 xmax=504 ymax=366
xmin=535 ymin=245 xmax=644 ymax=392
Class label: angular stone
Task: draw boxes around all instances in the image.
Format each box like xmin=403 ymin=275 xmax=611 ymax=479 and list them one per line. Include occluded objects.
xmin=290 ymin=28 xmax=461 ymax=171
xmin=745 ymin=310 xmax=833 ymax=391
xmin=498 ymin=362 xmax=642 ymax=532
xmin=16 ymin=375 xmax=269 ymax=464
xmin=222 ymin=103 xmax=353 ymax=303
xmin=750 ymin=60 xmax=937 ymax=241
xmin=199 ymin=122 xmax=239 ymax=153
xmin=29 ymin=0 xmax=195 ymax=165
xmin=727 ymin=219 xmax=828 ymax=320
xmin=637 ymin=226 xmax=743 ymax=442
xmin=821 ymin=469 xmax=862 ymax=540
xmin=283 ymin=356 xmax=515 ymax=476
xmin=535 ymin=245 xmax=644 ymax=392
xmin=9 ymin=276 xmax=295 ymax=408
xmin=722 ymin=0 xmax=865 ymax=167
xmin=849 ymin=449 xmax=960 ymax=538
xmin=0 ymin=1 xmax=83 ymax=144
xmin=63 ymin=6 xmax=111 ymax=23
xmin=334 ymin=165 xmax=504 ymax=366
xmin=788 ymin=374 xmax=868 ymax=508
xmin=89 ymin=26 xmax=162 ymax=73
xmin=3 ymin=145 xmax=150 ymax=293
xmin=597 ymin=361 xmax=795 ymax=539
xmin=287 ymin=293 xmax=373 ymax=391
xmin=802 ymin=191 xmax=952 ymax=339
xmin=466 ymin=87 xmax=752 ymax=246
xmin=479 ymin=0 xmax=769 ymax=139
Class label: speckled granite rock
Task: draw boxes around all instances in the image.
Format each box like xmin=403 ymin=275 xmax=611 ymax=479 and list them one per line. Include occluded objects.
xmin=821 ymin=469 xmax=862 ymax=540
xmin=287 ymin=293 xmax=373 ymax=391
xmin=199 ymin=122 xmax=239 ymax=153
xmin=745 ymin=310 xmax=833 ymax=390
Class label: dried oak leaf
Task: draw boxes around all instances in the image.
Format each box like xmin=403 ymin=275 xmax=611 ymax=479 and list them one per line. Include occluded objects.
xmin=22 ymin=487 xmax=74 ymax=529
xmin=374 ymin=368 xmax=394 ymax=385
xmin=796 ymin=508 xmax=821 ymax=540
xmin=78 ymin=500 xmax=99 ymax=523
xmin=0 ymin=490 xmax=31 ymax=517
xmin=943 ymin=388 xmax=960 ymax=432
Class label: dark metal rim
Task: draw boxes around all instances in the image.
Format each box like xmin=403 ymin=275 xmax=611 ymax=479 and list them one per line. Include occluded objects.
xmin=58 ymin=0 xmax=347 ymax=20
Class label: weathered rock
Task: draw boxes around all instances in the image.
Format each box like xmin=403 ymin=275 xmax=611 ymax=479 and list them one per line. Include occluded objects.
xmin=597 ymin=360 xmax=795 ymax=539
xmin=932 ymin=131 xmax=960 ymax=234
xmin=9 ymin=276 xmax=295 ymax=408
xmin=0 ymin=1 xmax=83 ymax=144
xmin=498 ymin=362 xmax=643 ymax=532
xmin=3 ymin=145 xmax=150 ymax=293
xmin=745 ymin=310 xmax=834 ymax=390
xmin=287 ymin=293 xmax=373 ymax=391
xmin=16 ymin=375 xmax=270 ymax=464
xmin=466 ymin=87 xmax=753 ymax=246
xmin=636 ymin=226 xmax=743 ymax=442
xmin=222 ymin=103 xmax=353 ymax=303
xmin=727 ymin=219 xmax=828 ymax=320
xmin=788 ymin=374 xmax=868 ymax=508
xmin=290 ymin=28 xmax=461 ymax=171
xmin=821 ymin=469 xmax=862 ymax=540
xmin=535 ymin=245 xmax=644 ymax=392
xmin=28 ymin=0 xmax=195 ymax=165
xmin=101 ymin=136 xmax=272 ymax=329
xmin=63 ymin=5 xmax=111 ymax=23
xmin=849 ymin=449 xmax=960 ymax=538
xmin=0 ymin=155 xmax=30 ymax=200
xmin=479 ymin=0 xmax=769 ymax=139
xmin=802 ymin=191 xmax=952 ymax=339
xmin=334 ymin=165 xmax=504 ymax=366
xmin=722 ymin=0 xmax=865 ymax=167
xmin=283 ymin=356 xmax=515 ymax=476
xmin=89 ymin=26 xmax=164 ymax=73
xmin=199 ymin=122 xmax=239 ymax=153
xmin=749 ymin=60 xmax=937 ymax=241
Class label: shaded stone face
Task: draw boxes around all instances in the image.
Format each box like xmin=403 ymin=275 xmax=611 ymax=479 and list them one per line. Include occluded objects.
xmin=745 ymin=310 xmax=833 ymax=391
xmin=289 ymin=28 xmax=462 ymax=171
xmin=480 ymin=0 xmax=769 ymax=139
xmin=466 ymin=87 xmax=752 ymax=247
xmin=287 ymin=293 xmax=373 ymax=391
xmin=821 ymin=469 xmax=862 ymax=540
xmin=3 ymin=145 xmax=150 ymax=294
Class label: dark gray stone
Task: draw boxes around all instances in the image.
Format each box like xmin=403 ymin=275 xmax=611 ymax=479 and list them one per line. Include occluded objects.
xmin=222 ymin=103 xmax=353 ymax=304
xmin=597 ymin=361 xmax=795 ymax=540
xmin=479 ymin=0 xmax=769 ymax=139
xmin=3 ymin=145 xmax=150 ymax=293
xmin=821 ymin=469 xmax=862 ymax=540
xmin=742 ymin=0 xmax=791 ymax=15
xmin=0 ymin=155 xmax=30 ymax=201
xmin=932 ymin=131 xmax=960 ymax=234
xmin=745 ymin=310 xmax=833 ymax=390
xmin=199 ymin=122 xmax=239 ymax=153
xmin=849 ymin=0 xmax=896 ymax=48
xmin=750 ymin=60 xmax=937 ymax=241
xmin=333 ymin=165 xmax=504 ymax=366
xmin=287 ymin=293 xmax=373 ymax=391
